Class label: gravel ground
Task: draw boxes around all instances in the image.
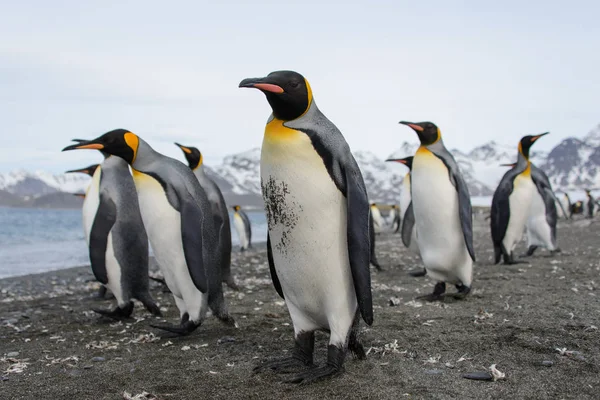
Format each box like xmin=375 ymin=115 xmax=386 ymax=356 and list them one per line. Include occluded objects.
xmin=1 ymin=214 xmax=599 ymax=399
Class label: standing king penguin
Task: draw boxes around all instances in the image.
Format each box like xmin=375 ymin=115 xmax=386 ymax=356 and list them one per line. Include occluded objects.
xmin=386 ymin=156 xmax=425 ymax=277
xmin=175 ymin=143 xmax=238 ymax=290
xmin=585 ymin=189 xmax=595 ymax=218
xmin=500 ymin=161 xmax=562 ymax=256
xmin=231 ymin=205 xmax=252 ymax=251
xmin=239 ymin=70 xmax=373 ymax=384
xmin=388 ymin=205 xmax=401 ymax=232
xmin=370 ymin=203 xmax=384 ymax=234
xmin=63 ymin=155 xmax=160 ymax=318
xmin=65 ymin=163 xmax=110 ymax=300
xmin=399 ymin=122 xmax=475 ymax=300
xmin=63 ymin=130 xmax=235 ymax=335
xmin=491 ymin=133 xmax=548 ymax=264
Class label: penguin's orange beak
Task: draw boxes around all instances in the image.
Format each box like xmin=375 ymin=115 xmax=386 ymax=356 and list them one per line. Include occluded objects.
xmin=239 ymin=78 xmax=284 ymax=94
xmin=399 ymin=121 xmax=424 ymax=132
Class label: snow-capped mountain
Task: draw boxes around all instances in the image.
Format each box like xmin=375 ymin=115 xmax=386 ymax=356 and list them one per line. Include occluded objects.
xmin=0 ymin=169 xmax=90 ymax=197
xmin=1 ymin=123 xmax=599 ymax=208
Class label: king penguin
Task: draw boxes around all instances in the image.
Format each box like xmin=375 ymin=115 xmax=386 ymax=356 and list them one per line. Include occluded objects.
xmin=399 ymin=121 xmax=475 ymax=300
xmin=231 ymin=205 xmax=252 ymax=251
xmin=63 ymin=130 xmax=236 ymax=335
xmin=388 ymin=205 xmax=401 ymax=232
xmin=500 ymin=161 xmax=562 ymax=256
xmin=560 ymin=193 xmax=572 ymax=219
xmin=585 ymin=189 xmax=595 ymax=218
xmin=239 ymin=70 xmax=372 ymax=384
xmin=370 ymin=203 xmax=384 ymax=234
xmin=491 ymin=133 xmax=548 ymax=264
xmin=175 ymin=143 xmax=238 ymax=290
xmin=63 ymin=155 xmax=160 ymax=319
xmin=65 ymin=163 xmax=111 ymax=301
xmin=385 ymin=156 xmax=425 ymax=277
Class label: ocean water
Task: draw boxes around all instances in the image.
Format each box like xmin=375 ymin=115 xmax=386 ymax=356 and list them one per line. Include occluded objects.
xmin=0 ymin=207 xmax=268 ymax=279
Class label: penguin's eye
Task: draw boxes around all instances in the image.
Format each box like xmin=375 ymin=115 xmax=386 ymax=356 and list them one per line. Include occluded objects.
xmin=289 ymin=81 xmax=299 ymax=88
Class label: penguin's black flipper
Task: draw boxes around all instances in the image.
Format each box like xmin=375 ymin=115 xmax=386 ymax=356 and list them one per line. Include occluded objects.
xmin=89 ymin=191 xmax=117 ymax=285
xmin=267 ymin=234 xmax=284 ymax=299
xmin=491 ymin=170 xmax=516 ymax=255
xmin=401 ymin=202 xmax=415 ymax=248
xmin=368 ymin=213 xmax=383 ymax=271
xmin=150 ymin=320 xmax=200 ymax=336
xmin=240 ymin=210 xmax=252 ymax=248
xmin=179 ymin=198 xmax=208 ymax=294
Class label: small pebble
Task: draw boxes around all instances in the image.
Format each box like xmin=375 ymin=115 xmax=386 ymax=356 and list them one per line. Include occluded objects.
xmin=217 ymin=336 xmax=236 ymax=345
xmin=6 ymin=352 xmax=19 ymax=358
xmin=424 ymin=369 xmax=443 ymax=375
xmin=91 ymin=357 xmax=105 ymax=362
xmin=1 ymin=376 xmax=9 ymax=382
xmin=83 ymin=365 xmax=93 ymax=370
xmin=389 ymin=297 xmax=401 ymax=307
xmin=463 ymin=372 xmax=493 ymax=381
xmin=540 ymin=360 xmax=554 ymax=367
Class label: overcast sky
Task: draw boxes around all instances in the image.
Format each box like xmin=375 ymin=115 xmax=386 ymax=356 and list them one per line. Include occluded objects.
xmin=1 ymin=0 xmax=599 ymax=173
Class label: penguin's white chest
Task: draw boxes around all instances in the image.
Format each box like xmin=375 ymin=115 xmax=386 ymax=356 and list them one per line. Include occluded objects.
xmin=399 ymin=174 xmax=412 ymax=221
xmin=132 ymin=172 xmax=193 ymax=300
xmin=371 ymin=206 xmax=383 ymax=232
xmin=526 ymin=188 xmax=554 ymax=249
xmin=261 ymin=127 xmax=356 ymax=330
xmin=82 ymin=169 xmax=101 ymax=244
xmin=503 ymin=173 xmax=534 ymax=252
xmin=411 ymin=148 xmax=470 ymax=283
xmin=233 ymin=213 xmax=248 ymax=248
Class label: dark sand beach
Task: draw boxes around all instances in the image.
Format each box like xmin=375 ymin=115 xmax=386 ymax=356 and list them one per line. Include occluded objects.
xmin=1 ymin=215 xmax=599 ymax=399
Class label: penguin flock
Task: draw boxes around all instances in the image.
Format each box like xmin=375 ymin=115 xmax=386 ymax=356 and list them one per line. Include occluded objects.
xmin=59 ymin=69 xmax=595 ymax=384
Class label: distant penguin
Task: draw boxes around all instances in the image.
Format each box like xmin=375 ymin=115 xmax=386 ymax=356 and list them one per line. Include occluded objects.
xmin=559 ymin=193 xmax=571 ymax=219
xmin=63 ymin=130 xmax=235 ymax=335
xmin=399 ymin=121 xmax=475 ymax=300
xmin=500 ymin=161 xmax=562 ymax=256
xmin=175 ymin=143 xmax=238 ymax=290
xmin=572 ymin=200 xmax=584 ymax=215
xmin=491 ymin=133 xmax=548 ymax=264
xmin=240 ymin=70 xmax=372 ymax=383
xmin=231 ymin=205 xmax=252 ymax=251
xmin=370 ymin=203 xmax=383 ymax=234
xmin=386 ymin=156 xmax=425 ymax=277
xmin=64 ymin=157 xmax=160 ymax=319
xmin=585 ymin=190 xmax=595 ymax=218
xmin=388 ymin=205 xmax=401 ymax=232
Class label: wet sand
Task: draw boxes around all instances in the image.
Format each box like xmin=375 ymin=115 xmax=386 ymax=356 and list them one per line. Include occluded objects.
xmin=1 ymin=215 xmax=599 ymax=399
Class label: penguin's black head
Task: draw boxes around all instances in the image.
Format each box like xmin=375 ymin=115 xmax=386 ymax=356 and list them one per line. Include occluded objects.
xmin=174 ymin=143 xmax=202 ymax=170
xmin=385 ymin=156 xmax=413 ymax=170
xmin=62 ymin=129 xmax=139 ymax=164
xmin=518 ymin=132 xmax=548 ymax=159
xmin=239 ymin=70 xmax=312 ymax=121
xmin=232 ymin=205 xmax=241 ymax=212
xmin=65 ymin=164 xmax=100 ymax=177
xmin=399 ymin=121 xmax=440 ymax=146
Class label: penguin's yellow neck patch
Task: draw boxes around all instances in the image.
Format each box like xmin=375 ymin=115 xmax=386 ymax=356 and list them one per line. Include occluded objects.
xmin=520 ymin=161 xmax=531 ymax=177
xmin=416 ymin=146 xmax=435 ymax=157
xmin=264 ymin=118 xmax=304 ymax=142
xmin=124 ymin=132 xmax=139 ymax=164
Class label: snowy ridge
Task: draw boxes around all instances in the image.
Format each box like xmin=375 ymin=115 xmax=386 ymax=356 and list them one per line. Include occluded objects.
xmin=1 ymin=123 xmax=599 ymax=206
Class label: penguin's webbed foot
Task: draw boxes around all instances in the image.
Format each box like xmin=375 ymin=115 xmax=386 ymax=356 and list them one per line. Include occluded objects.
xmin=408 ymin=268 xmax=427 ymax=277
xmin=150 ymin=320 xmax=200 ymax=336
xmin=416 ymin=282 xmax=446 ymax=302
xmin=550 ymin=248 xmax=562 ymax=255
xmin=254 ymin=331 xmax=314 ymax=374
xmin=224 ymin=277 xmax=240 ymax=291
xmin=371 ymin=262 xmax=384 ymax=272
xmin=447 ymin=284 xmax=471 ymax=300
xmin=285 ymin=345 xmax=344 ymax=384
xmin=92 ymin=302 xmax=134 ymax=320
xmin=253 ymin=356 xmax=314 ymax=374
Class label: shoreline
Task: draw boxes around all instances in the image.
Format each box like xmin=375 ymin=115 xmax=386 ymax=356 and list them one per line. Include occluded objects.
xmin=1 ymin=218 xmax=599 ymax=399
